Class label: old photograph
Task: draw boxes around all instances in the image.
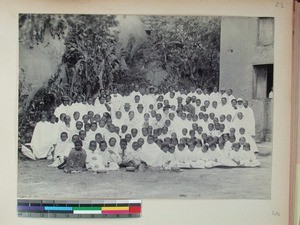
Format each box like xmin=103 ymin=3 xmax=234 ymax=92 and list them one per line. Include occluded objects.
xmin=18 ymin=14 xmax=274 ymax=199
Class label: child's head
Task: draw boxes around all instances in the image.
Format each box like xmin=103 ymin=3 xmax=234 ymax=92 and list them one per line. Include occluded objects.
xmin=162 ymin=126 xmax=168 ymax=134
xmin=76 ymin=121 xmax=83 ymax=130
xmin=232 ymin=142 xmax=241 ymax=151
xmin=189 ymin=129 xmax=196 ymax=137
xmin=171 ymin=138 xmax=178 ymax=146
xmin=87 ymin=111 xmax=94 ymax=119
xmin=131 ymin=128 xmax=138 ymax=137
xmin=59 ymin=113 xmax=66 ymax=122
xmin=125 ymin=134 xmax=132 ymax=143
xmin=178 ymin=143 xmax=185 ymax=151
xmin=115 ymin=111 xmax=122 ymax=119
xmin=132 ymin=142 xmax=140 ymax=151
xmin=202 ymin=144 xmax=209 ymax=152
xmin=60 ymin=132 xmax=68 ymax=142
xmin=64 ymin=116 xmax=71 ymax=124
xmin=99 ymin=140 xmax=107 ymax=151
xmin=84 ymin=123 xmax=91 ymax=132
xmin=72 ymin=134 xmax=79 ymax=143
xmin=239 ymin=137 xmax=246 ymax=146
xmin=239 ymin=127 xmax=245 ymax=135
xmin=182 ymin=128 xmax=188 ymax=135
xmin=95 ymin=133 xmax=102 ymax=143
xmin=89 ymin=140 xmax=97 ymax=151
xmin=243 ymin=143 xmax=251 ymax=151
xmin=161 ymin=143 xmax=169 ymax=153
xmin=229 ymin=135 xmax=236 ymax=143
xmin=188 ymin=143 xmax=195 ymax=151
xmin=147 ymin=135 xmax=154 ymax=144
xmin=180 ymin=138 xmax=187 ymax=145
xmin=79 ymin=130 xmax=86 ymax=140
xmin=138 ymin=138 xmax=145 ymax=147
xmin=74 ymin=140 xmax=83 ymax=151
xmin=169 ymin=145 xmax=176 ymax=154
xmin=90 ymin=122 xmax=98 ymax=131
xmin=120 ymin=139 xmax=127 ymax=151
xmin=155 ymin=139 xmax=163 ymax=148
xmin=229 ymin=127 xmax=236 ymax=135
xmin=121 ymin=125 xmax=128 ymax=133
xmin=209 ymin=143 xmax=217 ymax=151
xmin=195 ymin=139 xmax=203 ymax=148
xmin=218 ymin=142 xmax=225 ymax=149
xmin=109 ymin=137 xmax=116 ymax=147
xmin=82 ymin=115 xmax=89 ymax=123
xmin=208 ymin=123 xmax=214 ymax=131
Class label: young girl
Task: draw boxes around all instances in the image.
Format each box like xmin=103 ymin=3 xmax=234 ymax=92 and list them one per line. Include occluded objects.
xmin=64 ymin=140 xmax=87 ymax=173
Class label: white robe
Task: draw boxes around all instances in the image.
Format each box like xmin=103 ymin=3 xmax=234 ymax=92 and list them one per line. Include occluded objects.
xmin=239 ymin=150 xmax=261 ymax=167
xmin=54 ymin=104 xmax=71 ymax=117
xmin=31 ymin=121 xmax=54 ymax=159
xmin=86 ymin=149 xmax=106 ymax=171
xmin=139 ymin=142 xmax=164 ymax=167
xmin=53 ymin=140 xmax=73 ymax=159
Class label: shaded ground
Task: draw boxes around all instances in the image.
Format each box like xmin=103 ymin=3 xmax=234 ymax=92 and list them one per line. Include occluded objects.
xmin=18 ymin=143 xmax=272 ymax=199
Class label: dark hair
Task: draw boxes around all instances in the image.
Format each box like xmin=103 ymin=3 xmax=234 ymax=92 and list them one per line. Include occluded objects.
xmin=74 ymin=140 xmax=83 ymax=146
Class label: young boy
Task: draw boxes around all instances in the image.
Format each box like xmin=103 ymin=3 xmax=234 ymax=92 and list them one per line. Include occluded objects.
xmin=123 ymin=141 xmax=142 ymax=169
xmin=107 ymin=137 xmax=122 ymax=165
xmin=229 ymin=142 xmax=243 ymax=166
xmin=99 ymin=140 xmax=119 ymax=171
xmin=85 ymin=140 xmax=105 ymax=172
xmin=139 ymin=135 xmax=164 ymax=168
xmin=48 ymin=132 xmax=72 ymax=167
xmin=187 ymin=141 xmax=205 ymax=169
xmin=64 ymin=140 xmax=87 ymax=173
xmin=239 ymin=143 xmax=261 ymax=167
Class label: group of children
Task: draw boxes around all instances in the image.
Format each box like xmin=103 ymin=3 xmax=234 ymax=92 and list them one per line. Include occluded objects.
xmin=24 ymin=85 xmax=261 ymax=173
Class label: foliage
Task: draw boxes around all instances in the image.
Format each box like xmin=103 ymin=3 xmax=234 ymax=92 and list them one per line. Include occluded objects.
xmin=138 ymin=16 xmax=220 ymax=89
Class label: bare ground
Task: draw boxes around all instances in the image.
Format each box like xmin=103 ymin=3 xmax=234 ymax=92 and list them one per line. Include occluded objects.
xmin=17 ymin=143 xmax=272 ymax=199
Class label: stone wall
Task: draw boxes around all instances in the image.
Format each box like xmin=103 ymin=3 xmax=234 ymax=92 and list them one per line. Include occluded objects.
xmin=219 ymin=17 xmax=274 ymax=140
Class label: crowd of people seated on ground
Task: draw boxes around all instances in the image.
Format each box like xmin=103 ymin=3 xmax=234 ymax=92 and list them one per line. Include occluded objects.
xmin=22 ymin=85 xmax=260 ymax=173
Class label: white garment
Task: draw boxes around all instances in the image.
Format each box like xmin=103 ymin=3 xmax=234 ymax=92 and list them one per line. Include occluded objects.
xmin=31 ymin=121 xmax=54 ymax=159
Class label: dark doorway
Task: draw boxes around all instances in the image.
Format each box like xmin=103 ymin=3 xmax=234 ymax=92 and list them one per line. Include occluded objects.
xmin=253 ymin=64 xmax=273 ymax=99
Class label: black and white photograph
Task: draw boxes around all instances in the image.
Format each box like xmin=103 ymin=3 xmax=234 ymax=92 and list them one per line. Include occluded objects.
xmin=18 ymin=14 xmax=274 ymax=199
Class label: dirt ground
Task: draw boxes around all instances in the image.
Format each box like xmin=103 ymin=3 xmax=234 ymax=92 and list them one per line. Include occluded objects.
xmin=17 ymin=143 xmax=272 ymax=199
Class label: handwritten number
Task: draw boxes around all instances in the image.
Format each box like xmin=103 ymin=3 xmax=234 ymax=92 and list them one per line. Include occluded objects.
xmin=272 ymin=211 xmax=280 ymax=216
xmin=275 ymin=2 xmax=285 ymax=8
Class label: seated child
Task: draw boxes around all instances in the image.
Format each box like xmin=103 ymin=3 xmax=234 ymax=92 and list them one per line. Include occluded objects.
xmin=123 ymin=142 xmax=142 ymax=168
xmin=187 ymin=141 xmax=205 ymax=169
xmin=86 ymin=140 xmax=105 ymax=172
xmin=139 ymin=135 xmax=164 ymax=168
xmin=99 ymin=140 xmax=119 ymax=171
xmin=239 ymin=143 xmax=261 ymax=167
xmin=64 ymin=140 xmax=87 ymax=173
xmin=229 ymin=142 xmax=243 ymax=166
xmin=173 ymin=143 xmax=190 ymax=168
xmin=107 ymin=137 xmax=122 ymax=165
xmin=48 ymin=132 xmax=72 ymax=167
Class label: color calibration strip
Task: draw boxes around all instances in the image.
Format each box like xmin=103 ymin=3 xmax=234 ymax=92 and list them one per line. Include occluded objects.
xmin=17 ymin=199 xmax=141 ymax=218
